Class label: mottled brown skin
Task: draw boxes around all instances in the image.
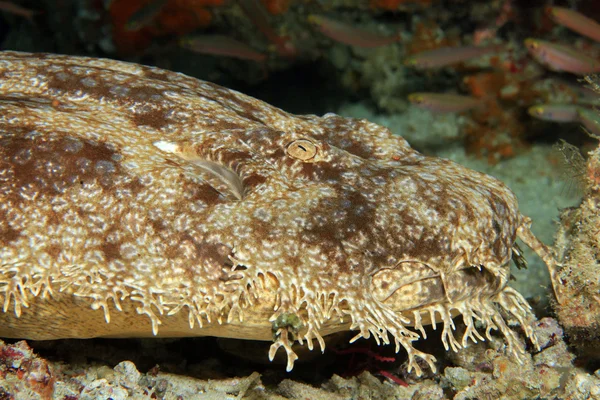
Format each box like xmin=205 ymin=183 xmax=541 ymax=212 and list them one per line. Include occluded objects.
xmin=0 ymin=51 xmax=557 ymax=375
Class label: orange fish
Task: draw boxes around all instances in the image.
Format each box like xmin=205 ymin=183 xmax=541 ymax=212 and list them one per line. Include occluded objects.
xmin=524 ymin=38 xmax=600 ymax=75
xmin=308 ymin=15 xmax=401 ymax=48
xmin=547 ymin=6 xmax=600 ymax=43
xmin=404 ymin=45 xmax=502 ymax=69
xmin=527 ymin=104 xmax=580 ymax=122
xmin=179 ymin=35 xmax=267 ymax=62
xmin=408 ymin=93 xmax=481 ymax=113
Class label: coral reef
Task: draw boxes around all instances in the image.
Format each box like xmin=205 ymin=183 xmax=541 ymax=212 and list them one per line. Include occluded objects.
xmin=552 ymin=76 xmax=600 ymax=359
xmin=0 ymin=1 xmax=599 ymax=398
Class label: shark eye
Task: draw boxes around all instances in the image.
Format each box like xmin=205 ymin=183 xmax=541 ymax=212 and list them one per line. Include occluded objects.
xmin=286 ymin=139 xmax=317 ymax=161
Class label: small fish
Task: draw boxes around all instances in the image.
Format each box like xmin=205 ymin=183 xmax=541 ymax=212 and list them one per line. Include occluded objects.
xmin=524 ymin=38 xmax=600 ymax=75
xmin=527 ymin=104 xmax=581 ymax=122
xmin=308 ymin=15 xmax=401 ymax=48
xmin=577 ymin=108 xmax=600 ymax=137
xmin=179 ymin=35 xmax=267 ymax=62
xmin=547 ymin=6 xmax=600 ymax=44
xmin=125 ymin=0 xmax=168 ymax=32
xmin=404 ymin=45 xmax=502 ymax=69
xmin=542 ymin=78 xmax=600 ymax=105
xmin=0 ymin=1 xmax=37 ymax=21
xmin=408 ymin=93 xmax=481 ymax=113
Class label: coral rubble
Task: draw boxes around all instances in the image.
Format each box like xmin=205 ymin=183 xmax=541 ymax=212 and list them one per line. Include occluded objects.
xmin=1 ymin=317 xmax=598 ymax=399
